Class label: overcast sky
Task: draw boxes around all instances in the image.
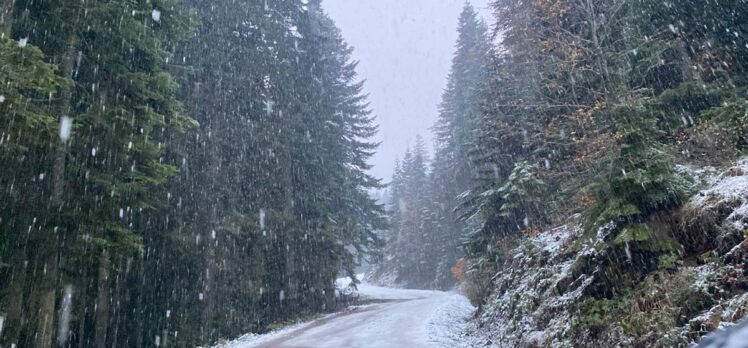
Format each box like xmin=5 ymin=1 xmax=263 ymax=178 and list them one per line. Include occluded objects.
xmin=323 ymin=0 xmax=492 ymax=181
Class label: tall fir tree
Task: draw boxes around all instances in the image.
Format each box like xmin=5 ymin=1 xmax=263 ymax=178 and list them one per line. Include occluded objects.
xmin=0 ymin=0 xmax=385 ymax=347
xmin=427 ymin=3 xmax=490 ymax=289
xmin=374 ymin=137 xmax=431 ymax=288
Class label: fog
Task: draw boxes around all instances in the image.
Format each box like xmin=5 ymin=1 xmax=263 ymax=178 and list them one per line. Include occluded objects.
xmin=324 ymin=0 xmax=491 ymax=180
xmin=2 ymin=0 xmax=747 ymax=347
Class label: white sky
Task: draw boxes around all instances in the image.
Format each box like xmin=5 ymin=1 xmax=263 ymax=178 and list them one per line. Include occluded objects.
xmin=323 ymin=0 xmax=492 ymax=181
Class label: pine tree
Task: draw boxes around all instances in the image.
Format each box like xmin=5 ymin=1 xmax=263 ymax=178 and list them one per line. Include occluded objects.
xmin=585 ymin=106 xmax=694 ymax=233
xmin=0 ymin=34 xmax=70 ymax=348
xmin=375 ymin=137 xmax=431 ymax=288
xmin=131 ymin=0 xmax=385 ymax=344
xmin=0 ymin=1 xmax=195 ymax=346
xmin=427 ymin=2 xmax=490 ymax=289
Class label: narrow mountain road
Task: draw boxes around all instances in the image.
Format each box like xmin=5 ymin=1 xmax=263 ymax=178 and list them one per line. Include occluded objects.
xmin=220 ymin=284 xmax=474 ymax=348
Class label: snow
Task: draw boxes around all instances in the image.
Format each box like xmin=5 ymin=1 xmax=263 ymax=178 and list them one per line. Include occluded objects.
xmin=528 ymin=217 xmax=578 ymax=254
xmin=426 ymin=293 xmax=474 ymax=347
xmin=690 ymin=264 xmax=719 ymax=293
xmin=364 ymin=268 xmax=400 ymax=288
xmin=151 ymin=9 xmax=161 ymax=22
xmin=57 ymin=284 xmax=73 ymax=345
xmin=690 ymin=159 xmax=748 ymax=208
xmin=212 ymin=317 xmax=326 ymax=348
xmin=464 ymin=159 xmax=748 ymax=347
xmin=720 ymin=293 xmax=748 ymax=323
xmin=675 ymin=163 xmax=719 ymax=186
xmin=356 ymin=283 xmax=442 ymax=301
xmin=264 ymin=99 xmax=275 ymax=115
xmin=463 ymin=217 xmax=594 ymax=348
xmin=686 ymin=157 xmax=748 ymax=231
xmin=214 ymin=280 xmax=475 ymax=348
xmin=259 ymin=209 xmax=266 ymax=230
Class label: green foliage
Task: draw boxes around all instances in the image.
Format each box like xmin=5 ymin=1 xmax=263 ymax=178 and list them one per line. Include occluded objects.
xmin=0 ymin=38 xmax=68 ymax=107
xmin=497 ymin=161 xmax=548 ymax=221
xmin=657 ymin=254 xmax=679 ymax=270
xmin=1 ymin=0 xmax=747 ymax=346
xmin=0 ymin=37 xmax=69 ymax=154
xmin=612 ymin=224 xmax=652 ymax=245
xmin=575 ymin=270 xmax=714 ymax=340
xmin=459 ymin=0 xmax=746 ymax=311
xmin=369 ymin=3 xmax=493 ymax=290
xmin=0 ymin=36 xmax=70 ymax=269
xmin=647 ymin=75 xmax=748 ymax=163
xmin=585 ymin=106 xmax=694 ymax=235
xmin=698 ymin=98 xmax=748 ymax=151
xmin=634 ymin=0 xmax=748 ymax=74
xmin=577 ymin=292 xmax=633 ymax=331
xmin=653 ymin=80 xmax=729 ymax=135
xmin=82 ymin=223 xmax=144 ymax=254
xmin=461 ymin=161 xmax=548 ymax=265
xmin=383 ymin=137 xmax=433 ymax=287
xmin=131 ymin=1 xmax=388 ymax=344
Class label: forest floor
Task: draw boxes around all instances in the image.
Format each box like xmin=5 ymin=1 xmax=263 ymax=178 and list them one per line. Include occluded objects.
xmin=215 ymin=282 xmax=474 ymax=348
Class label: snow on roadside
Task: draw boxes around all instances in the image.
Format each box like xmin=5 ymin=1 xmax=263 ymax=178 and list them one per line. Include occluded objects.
xmin=426 ymin=293 xmax=475 ymax=347
xmin=334 ymin=273 xmax=365 ymax=289
xmin=210 ymin=318 xmax=320 ymax=348
xmin=357 ymin=283 xmax=444 ymax=300
xmin=212 ymin=277 xmax=475 ymax=348
xmin=337 ymin=273 xmax=444 ymax=300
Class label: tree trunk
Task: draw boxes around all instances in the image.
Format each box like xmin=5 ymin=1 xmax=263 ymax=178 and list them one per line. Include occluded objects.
xmin=0 ymin=254 xmax=27 ymax=346
xmin=76 ymin=276 xmax=89 ymax=348
xmin=199 ymin=117 xmax=219 ymax=345
xmin=281 ymin=111 xmax=296 ymax=314
xmin=93 ymin=249 xmax=111 ymax=348
xmin=30 ymin=28 xmax=78 ymax=348
xmin=109 ymin=267 xmax=122 ymax=348
xmin=33 ymin=234 xmax=60 ymax=348
xmin=134 ymin=255 xmax=144 ymax=348
xmin=202 ymin=223 xmax=216 ymax=343
xmin=0 ymin=1 xmax=23 ymax=343
xmin=0 ymin=0 xmax=14 ymax=38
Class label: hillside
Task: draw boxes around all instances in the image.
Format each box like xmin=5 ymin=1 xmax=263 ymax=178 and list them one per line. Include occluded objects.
xmin=462 ymin=158 xmax=748 ymax=347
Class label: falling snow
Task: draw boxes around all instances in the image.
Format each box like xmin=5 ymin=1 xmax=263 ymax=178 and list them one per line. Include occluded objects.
xmin=59 ymin=116 xmax=72 ymax=142
xmin=1 ymin=1 xmax=748 ymax=347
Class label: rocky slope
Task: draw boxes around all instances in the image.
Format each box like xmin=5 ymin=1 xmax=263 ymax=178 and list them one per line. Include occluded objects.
xmin=463 ymin=159 xmax=748 ymax=347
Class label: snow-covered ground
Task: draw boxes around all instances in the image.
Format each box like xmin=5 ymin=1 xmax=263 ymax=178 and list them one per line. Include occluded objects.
xmin=215 ymin=282 xmax=474 ymax=348
xmin=698 ymin=319 xmax=748 ymax=348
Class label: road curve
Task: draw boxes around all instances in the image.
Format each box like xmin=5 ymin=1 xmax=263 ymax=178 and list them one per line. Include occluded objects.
xmin=228 ymin=284 xmax=471 ymax=348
